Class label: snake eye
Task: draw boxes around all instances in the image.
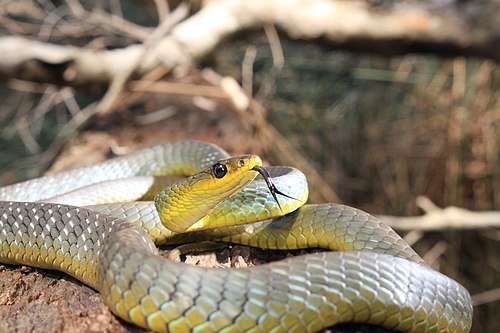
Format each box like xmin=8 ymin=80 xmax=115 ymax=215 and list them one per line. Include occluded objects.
xmin=213 ymin=163 xmax=228 ymax=178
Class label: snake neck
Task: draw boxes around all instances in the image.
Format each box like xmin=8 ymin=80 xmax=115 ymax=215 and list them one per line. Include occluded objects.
xmin=0 ymin=141 xmax=230 ymax=203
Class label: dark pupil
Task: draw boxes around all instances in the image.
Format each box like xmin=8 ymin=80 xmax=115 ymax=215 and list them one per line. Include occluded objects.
xmin=213 ymin=163 xmax=228 ymax=178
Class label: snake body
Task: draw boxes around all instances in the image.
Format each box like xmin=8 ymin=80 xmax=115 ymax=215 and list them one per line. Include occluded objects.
xmin=0 ymin=141 xmax=472 ymax=332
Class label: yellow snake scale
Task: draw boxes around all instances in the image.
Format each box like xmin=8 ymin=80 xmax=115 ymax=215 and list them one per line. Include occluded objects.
xmin=0 ymin=141 xmax=472 ymax=332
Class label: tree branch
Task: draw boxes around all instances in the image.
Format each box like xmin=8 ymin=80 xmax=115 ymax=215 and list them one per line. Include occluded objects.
xmin=379 ymin=196 xmax=500 ymax=231
xmin=1 ymin=0 xmax=499 ymax=87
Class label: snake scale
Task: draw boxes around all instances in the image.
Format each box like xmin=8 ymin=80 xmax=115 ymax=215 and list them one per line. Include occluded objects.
xmin=0 ymin=141 xmax=472 ymax=332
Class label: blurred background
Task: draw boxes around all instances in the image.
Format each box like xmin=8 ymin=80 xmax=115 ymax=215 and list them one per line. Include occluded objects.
xmin=0 ymin=1 xmax=499 ymax=332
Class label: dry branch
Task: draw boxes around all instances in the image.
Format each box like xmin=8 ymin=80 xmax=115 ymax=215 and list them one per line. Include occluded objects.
xmin=379 ymin=196 xmax=500 ymax=231
xmin=1 ymin=0 xmax=499 ymax=87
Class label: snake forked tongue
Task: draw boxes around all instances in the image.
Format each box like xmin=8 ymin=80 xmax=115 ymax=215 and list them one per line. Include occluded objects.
xmin=251 ymin=165 xmax=299 ymax=212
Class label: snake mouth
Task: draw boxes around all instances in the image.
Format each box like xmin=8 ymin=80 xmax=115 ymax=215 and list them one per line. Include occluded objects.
xmin=251 ymin=165 xmax=299 ymax=211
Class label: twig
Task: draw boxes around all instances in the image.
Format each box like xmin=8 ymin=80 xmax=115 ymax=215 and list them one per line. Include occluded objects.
xmin=422 ymin=241 xmax=447 ymax=267
xmin=134 ymin=106 xmax=178 ymax=126
xmin=32 ymin=0 xmax=188 ymax=163
xmin=87 ymin=8 xmax=152 ymax=41
xmin=0 ymin=5 xmax=42 ymax=35
xmin=94 ymin=3 xmax=189 ymax=116
xmin=59 ymin=87 xmax=80 ymax=116
xmin=153 ymin=0 xmax=170 ymax=22
xmin=472 ymin=287 xmax=500 ymax=306
xmin=255 ymin=24 xmax=284 ymax=103
xmin=241 ymin=46 xmax=257 ymax=97
xmin=16 ymin=116 xmax=41 ymax=154
xmin=129 ymin=80 xmax=228 ymax=98
xmin=13 ymin=86 xmax=60 ymax=154
xmin=65 ymin=0 xmax=151 ymax=41
xmin=378 ymin=196 xmax=500 ymax=231
xmin=38 ymin=102 xmax=97 ymax=170
xmin=64 ymin=0 xmax=85 ymax=16
xmin=38 ymin=8 xmax=61 ymax=41
xmin=109 ymin=0 xmax=123 ymax=18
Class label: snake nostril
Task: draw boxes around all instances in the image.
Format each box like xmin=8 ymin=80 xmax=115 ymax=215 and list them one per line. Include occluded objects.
xmin=238 ymin=159 xmax=245 ymax=168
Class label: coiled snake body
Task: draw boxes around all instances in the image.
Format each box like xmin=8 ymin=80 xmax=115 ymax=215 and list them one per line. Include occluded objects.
xmin=0 ymin=141 xmax=472 ymax=332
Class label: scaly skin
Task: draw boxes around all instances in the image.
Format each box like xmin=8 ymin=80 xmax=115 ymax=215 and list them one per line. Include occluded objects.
xmin=0 ymin=141 xmax=229 ymax=202
xmin=0 ymin=141 xmax=472 ymax=332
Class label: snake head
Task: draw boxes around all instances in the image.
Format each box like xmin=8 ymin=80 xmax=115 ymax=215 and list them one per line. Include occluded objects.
xmin=155 ymin=154 xmax=263 ymax=232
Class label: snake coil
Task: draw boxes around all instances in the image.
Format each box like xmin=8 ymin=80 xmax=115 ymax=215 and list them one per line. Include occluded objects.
xmin=0 ymin=141 xmax=472 ymax=333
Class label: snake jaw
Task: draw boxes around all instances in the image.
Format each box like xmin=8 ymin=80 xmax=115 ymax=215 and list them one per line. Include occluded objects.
xmin=251 ymin=165 xmax=300 ymax=212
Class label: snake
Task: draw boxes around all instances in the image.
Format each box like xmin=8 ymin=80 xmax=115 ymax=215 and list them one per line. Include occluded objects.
xmin=0 ymin=140 xmax=472 ymax=333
